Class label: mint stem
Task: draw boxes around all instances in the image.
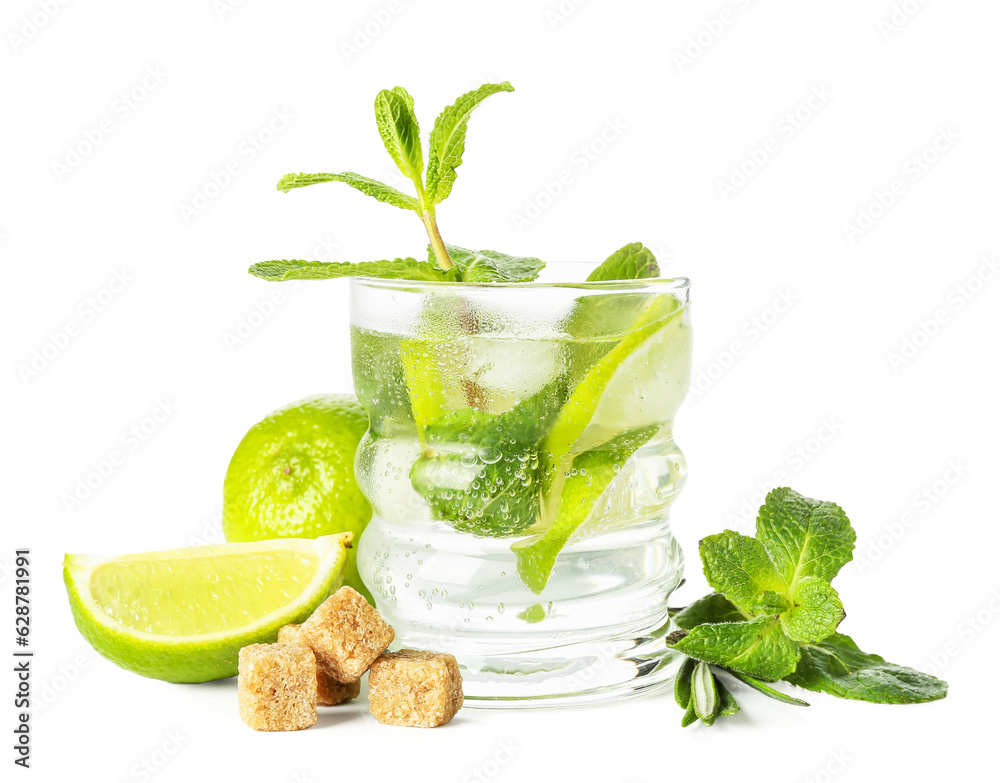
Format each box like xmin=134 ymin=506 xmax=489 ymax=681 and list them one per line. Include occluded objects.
xmin=414 ymin=180 xmax=452 ymax=270
xmin=421 ymin=212 xmax=452 ymax=270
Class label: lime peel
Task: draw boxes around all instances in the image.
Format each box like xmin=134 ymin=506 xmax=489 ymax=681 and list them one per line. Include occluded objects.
xmin=63 ymin=533 xmax=352 ymax=683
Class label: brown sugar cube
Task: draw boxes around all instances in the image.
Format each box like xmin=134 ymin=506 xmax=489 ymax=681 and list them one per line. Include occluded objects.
xmin=301 ymin=586 xmax=394 ymax=683
xmin=277 ymin=623 xmax=361 ymax=705
xmin=238 ymin=643 xmax=317 ymax=731
xmin=368 ymin=649 xmax=463 ymax=728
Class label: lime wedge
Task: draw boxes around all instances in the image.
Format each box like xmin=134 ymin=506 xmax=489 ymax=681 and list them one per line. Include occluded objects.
xmin=515 ymin=294 xmax=687 ymax=593
xmin=63 ymin=533 xmax=352 ymax=682
xmin=515 ymin=426 xmax=658 ymax=593
xmin=542 ymin=293 xmax=684 ymax=466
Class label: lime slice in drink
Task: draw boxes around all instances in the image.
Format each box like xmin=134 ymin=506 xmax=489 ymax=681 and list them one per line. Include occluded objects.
xmin=63 ymin=533 xmax=352 ymax=682
xmin=515 ymin=294 xmax=688 ymax=593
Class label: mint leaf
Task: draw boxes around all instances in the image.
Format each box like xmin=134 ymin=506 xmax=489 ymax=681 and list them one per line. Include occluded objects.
xmin=680 ymin=699 xmax=698 ymax=728
xmin=674 ymin=656 xmax=696 ymax=710
xmin=699 ymin=531 xmax=788 ymax=615
xmin=784 ymin=632 xmax=948 ymax=704
xmin=440 ymin=244 xmax=545 ymax=283
xmin=277 ymin=172 xmax=418 ymax=210
xmin=390 ymin=85 xmax=416 ymax=113
xmin=409 ymin=381 xmax=567 ymax=537
xmin=675 ymin=661 xmax=741 ymax=727
xmin=586 ymin=242 xmax=660 ymax=282
xmin=716 ymin=675 xmax=742 ymax=718
xmin=667 ymin=617 xmax=801 ymax=681
xmin=724 ymin=669 xmax=810 ymax=706
xmin=691 ymin=661 xmax=718 ymax=724
xmin=780 ymin=576 xmax=845 ymax=643
xmin=517 ymin=603 xmax=546 ymax=623
xmin=375 ymin=87 xmax=423 ymax=185
xmin=248 ymin=257 xmax=460 ymax=282
xmin=426 ymin=82 xmax=514 ymax=204
xmin=513 ymin=425 xmax=658 ymax=593
xmin=756 ymin=488 xmax=856 ymax=585
xmin=673 ymin=593 xmax=748 ymax=630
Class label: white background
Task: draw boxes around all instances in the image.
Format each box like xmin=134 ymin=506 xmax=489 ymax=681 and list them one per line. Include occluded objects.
xmin=2 ymin=0 xmax=998 ymax=780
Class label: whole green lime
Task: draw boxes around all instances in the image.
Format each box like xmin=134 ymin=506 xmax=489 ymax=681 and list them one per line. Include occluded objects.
xmin=223 ymin=394 xmax=373 ymax=602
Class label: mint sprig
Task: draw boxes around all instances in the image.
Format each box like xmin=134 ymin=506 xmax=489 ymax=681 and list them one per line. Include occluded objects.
xmin=256 ymin=81 xmax=514 ymax=277
xmin=251 ymin=86 xmax=670 ymax=287
xmin=666 ymin=488 xmax=948 ymax=727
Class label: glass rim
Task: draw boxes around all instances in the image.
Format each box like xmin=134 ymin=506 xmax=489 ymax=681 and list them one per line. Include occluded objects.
xmin=349 ymin=275 xmax=691 ymax=293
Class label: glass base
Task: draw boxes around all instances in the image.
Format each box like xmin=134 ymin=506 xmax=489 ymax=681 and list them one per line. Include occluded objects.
xmin=456 ymin=626 xmax=681 ymax=709
xmin=360 ymin=508 xmax=685 ymax=708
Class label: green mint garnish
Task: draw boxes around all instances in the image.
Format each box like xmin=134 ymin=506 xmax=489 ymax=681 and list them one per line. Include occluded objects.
xmin=425 ymin=82 xmax=515 ymax=207
xmin=248 ymin=257 xmax=461 ymax=282
xmin=674 ymin=657 xmax=742 ymax=728
xmin=668 ymin=615 xmax=802 ymax=681
xmin=691 ymin=660 xmax=719 ymax=724
xmin=277 ymin=172 xmax=419 ymax=210
xmin=251 ymin=88 xmax=665 ymax=286
xmin=252 ymin=82 xmax=515 ymax=280
xmin=586 ymin=241 xmax=660 ymax=282
xmin=667 ymin=487 xmax=948 ymax=727
xmin=726 ymin=668 xmax=809 ymax=706
xmin=785 ymin=632 xmax=948 ymax=704
xmin=517 ymin=603 xmax=547 ymax=623
xmin=668 ymin=489 xmax=853 ymax=679
xmin=672 ymin=592 xmax=749 ymax=629
xmin=440 ymin=244 xmax=546 ymax=283
xmin=409 ymin=380 xmax=567 ymax=537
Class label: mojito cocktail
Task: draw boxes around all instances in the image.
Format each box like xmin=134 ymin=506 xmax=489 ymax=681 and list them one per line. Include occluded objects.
xmin=351 ymin=270 xmax=692 ymax=705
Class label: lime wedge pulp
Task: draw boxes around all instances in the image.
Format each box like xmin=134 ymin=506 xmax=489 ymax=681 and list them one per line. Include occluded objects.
xmin=63 ymin=533 xmax=352 ymax=682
